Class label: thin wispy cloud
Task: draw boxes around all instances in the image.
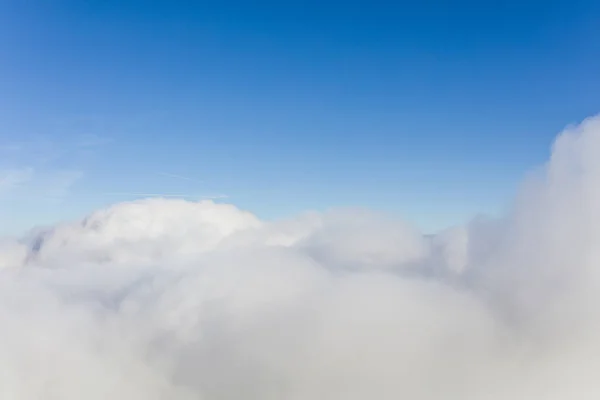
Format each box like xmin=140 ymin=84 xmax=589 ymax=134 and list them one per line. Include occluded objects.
xmin=0 ymin=168 xmax=33 ymax=193
xmin=100 ymin=192 xmax=228 ymax=199
xmin=0 ymin=132 xmax=107 ymax=207
xmin=158 ymin=171 xmax=204 ymax=184
xmin=0 ymin=144 xmax=22 ymax=152
xmin=0 ymin=168 xmax=83 ymax=203
xmin=74 ymin=133 xmax=113 ymax=148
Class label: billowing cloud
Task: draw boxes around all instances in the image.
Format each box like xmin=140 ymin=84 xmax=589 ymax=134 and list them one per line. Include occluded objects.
xmin=2 ymin=116 xmax=600 ymax=399
xmin=21 ymin=198 xmax=262 ymax=267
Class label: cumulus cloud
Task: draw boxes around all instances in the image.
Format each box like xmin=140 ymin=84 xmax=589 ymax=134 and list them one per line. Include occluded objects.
xmin=3 ymin=116 xmax=600 ymax=399
xmin=21 ymin=198 xmax=261 ymax=267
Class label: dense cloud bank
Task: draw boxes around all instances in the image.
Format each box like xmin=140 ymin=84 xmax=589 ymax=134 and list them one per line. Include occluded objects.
xmin=2 ymin=116 xmax=600 ymax=399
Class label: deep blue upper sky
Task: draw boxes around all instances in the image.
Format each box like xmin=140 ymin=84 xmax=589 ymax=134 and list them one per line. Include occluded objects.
xmin=1 ymin=0 xmax=600 ymax=233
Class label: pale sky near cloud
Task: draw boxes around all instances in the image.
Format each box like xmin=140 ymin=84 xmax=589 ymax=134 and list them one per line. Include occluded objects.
xmin=0 ymin=134 xmax=104 ymax=233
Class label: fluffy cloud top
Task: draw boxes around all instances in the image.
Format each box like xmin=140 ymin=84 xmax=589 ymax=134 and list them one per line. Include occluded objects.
xmin=19 ymin=199 xmax=261 ymax=267
xmin=2 ymin=116 xmax=600 ymax=399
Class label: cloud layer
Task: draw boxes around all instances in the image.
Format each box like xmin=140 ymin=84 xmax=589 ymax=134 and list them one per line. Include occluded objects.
xmin=2 ymin=116 xmax=600 ymax=399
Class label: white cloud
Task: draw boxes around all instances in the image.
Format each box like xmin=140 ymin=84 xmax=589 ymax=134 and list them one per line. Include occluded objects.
xmin=2 ymin=115 xmax=600 ymax=398
xmin=0 ymin=239 xmax=28 ymax=269
xmin=295 ymin=208 xmax=429 ymax=271
xmin=22 ymin=198 xmax=261 ymax=267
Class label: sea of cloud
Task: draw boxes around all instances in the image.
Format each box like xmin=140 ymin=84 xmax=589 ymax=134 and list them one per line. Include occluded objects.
xmin=2 ymin=116 xmax=600 ymax=399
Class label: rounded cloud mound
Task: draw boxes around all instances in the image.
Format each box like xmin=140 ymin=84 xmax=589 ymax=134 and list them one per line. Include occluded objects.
xmin=296 ymin=209 xmax=429 ymax=270
xmin=23 ymin=199 xmax=261 ymax=267
xmin=18 ymin=201 xmax=432 ymax=272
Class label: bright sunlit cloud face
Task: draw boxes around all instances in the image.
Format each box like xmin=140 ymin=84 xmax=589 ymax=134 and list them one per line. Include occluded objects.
xmin=2 ymin=116 xmax=600 ymax=399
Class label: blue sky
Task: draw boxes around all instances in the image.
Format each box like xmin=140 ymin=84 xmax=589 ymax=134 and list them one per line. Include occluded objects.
xmin=1 ymin=0 xmax=600 ymax=234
